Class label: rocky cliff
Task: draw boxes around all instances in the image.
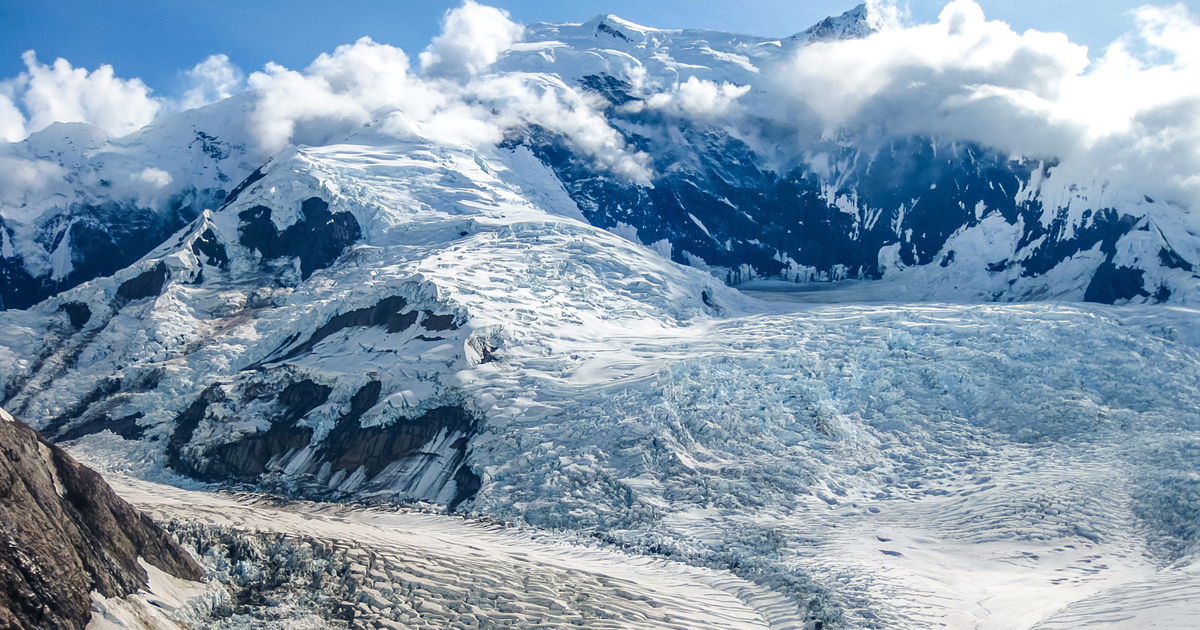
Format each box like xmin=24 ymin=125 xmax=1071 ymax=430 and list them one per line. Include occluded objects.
xmin=0 ymin=407 xmax=203 ymax=630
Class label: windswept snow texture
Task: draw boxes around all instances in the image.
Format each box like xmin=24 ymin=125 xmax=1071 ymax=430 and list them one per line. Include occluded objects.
xmin=90 ymin=475 xmax=809 ymax=630
xmin=3 ymin=3 xmax=1200 ymax=628
xmin=0 ymin=133 xmax=1194 ymax=627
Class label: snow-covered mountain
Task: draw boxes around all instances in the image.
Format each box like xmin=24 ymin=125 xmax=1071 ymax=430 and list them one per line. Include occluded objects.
xmin=3 ymin=4 xmax=1197 ymax=313
xmin=0 ymin=96 xmax=261 ymax=310
xmin=4 ymin=3 xmax=1200 ymax=627
xmin=493 ymin=10 xmax=1199 ymax=304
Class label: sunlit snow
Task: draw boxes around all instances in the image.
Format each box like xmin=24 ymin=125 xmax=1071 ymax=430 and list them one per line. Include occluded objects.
xmin=2 ymin=2 xmax=1200 ymax=628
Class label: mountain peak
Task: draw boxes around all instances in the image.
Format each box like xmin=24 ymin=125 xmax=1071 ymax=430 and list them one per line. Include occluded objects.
xmin=790 ymin=3 xmax=874 ymax=43
xmin=578 ymin=14 xmax=667 ymax=45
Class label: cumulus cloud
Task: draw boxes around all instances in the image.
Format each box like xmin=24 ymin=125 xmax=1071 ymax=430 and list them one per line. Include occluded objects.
xmin=764 ymin=0 xmax=1200 ymax=210
xmin=0 ymin=94 xmax=24 ymax=142
xmin=123 ymin=166 xmax=174 ymax=206
xmin=133 ymin=167 xmax=172 ymax=188
xmin=21 ymin=0 xmax=1195 ymax=209
xmin=18 ymin=51 xmax=162 ymax=137
xmin=865 ymin=0 xmax=907 ymax=31
xmin=0 ymin=52 xmax=246 ymax=139
xmin=181 ymin=54 xmax=245 ymax=110
xmin=776 ymin=0 xmax=1088 ymax=152
xmin=420 ymin=1 xmax=524 ymax=78
xmin=242 ymin=3 xmax=649 ymax=181
xmin=0 ymin=152 xmax=65 ymax=209
xmin=642 ymin=77 xmax=751 ymax=120
xmin=1057 ymin=4 xmax=1200 ymax=140
xmin=469 ymin=73 xmax=652 ymax=181
xmin=246 ymin=37 xmax=446 ymax=151
xmin=248 ymin=59 xmax=373 ymax=151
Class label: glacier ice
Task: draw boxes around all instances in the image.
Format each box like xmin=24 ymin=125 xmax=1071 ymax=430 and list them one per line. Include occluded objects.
xmin=2 ymin=4 xmax=1200 ymax=628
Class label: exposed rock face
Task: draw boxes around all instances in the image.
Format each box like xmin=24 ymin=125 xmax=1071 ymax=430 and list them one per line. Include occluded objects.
xmin=115 ymin=261 xmax=169 ymax=302
xmin=0 ymin=196 xmax=212 ymax=311
xmin=512 ymin=90 xmax=1188 ymax=302
xmin=0 ymin=409 xmax=202 ymax=630
xmin=238 ymin=197 xmax=362 ymax=280
xmin=165 ymin=377 xmax=481 ymax=509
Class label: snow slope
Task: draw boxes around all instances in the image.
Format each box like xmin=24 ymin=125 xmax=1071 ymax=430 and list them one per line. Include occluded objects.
xmin=3 ymin=131 xmax=1198 ymax=624
xmin=3 ymin=4 xmax=1200 ymax=628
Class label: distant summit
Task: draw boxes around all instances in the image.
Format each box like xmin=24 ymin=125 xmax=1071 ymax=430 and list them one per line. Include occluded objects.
xmin=790 ymin=3 xmax=874 ymax=42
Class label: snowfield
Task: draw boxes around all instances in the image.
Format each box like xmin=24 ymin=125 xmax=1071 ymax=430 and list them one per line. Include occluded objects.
xmin=3 ymin=3 xmax=1200 ymax=628
xmin=64 ymin=288 xmax=1200 ymax=628
xmin=3 ymin=131 xmax=1198 ymax=629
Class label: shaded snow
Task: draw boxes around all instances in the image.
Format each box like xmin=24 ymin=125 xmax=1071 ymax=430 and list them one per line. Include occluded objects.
xmin=3 ymin=128 xmax=1196 ymax=626
xmin=4 ymin=6 xmax=1200 ymax=625
xmin=100 ymin=474 xmax=808 ymax=630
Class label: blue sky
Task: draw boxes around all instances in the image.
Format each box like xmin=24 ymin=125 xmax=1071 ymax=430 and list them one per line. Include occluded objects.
xmin=0 ymin=0 xmax=1196 ymax=98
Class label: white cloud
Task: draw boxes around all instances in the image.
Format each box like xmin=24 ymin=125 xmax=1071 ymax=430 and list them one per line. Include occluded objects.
xmin=865 ymin=0 xmax=907 ymax=31
xmin=0 ymin=52 xmax=244 ymax=139
xmin=247 ymin=60 xmax=371 ymax=152
xmin=0 ymin=152 xmax=64 ymax=211
xmin=305 ymin=37 xmax=431 ymax=113
xmin=643 ymin=77 xmax=751 ymax=120
xmin=122 ymin=166 xmax=174 ymax=206
xmin=0 ymin=94 xmax=24 ymax=142
xmin=133 ymin=167 xmax=172 ymax=188
xmin=181 ymin=54 xmax=245 ymax=110
xmin=1055 ymin=4 xmax=1200 ymax=141
xmin=762 ymin=0 xmax=1200 ymax=211
xmin=420 ymin=1 xmax=524 ymax=78
xmin=777 ymin=0 xmax=1088 ymax=149
xmin=469 ymin=73 xmax=652 ymax=182
xmin=18 ymin=51 xmax=162 ymax=137
xmin=678 ymin=78 xmax=750 ymax=118
xmin=241 ymin=14 xmax=650 ymax=181
xmin=246 ymin=37 xmax=442 ymax=152
xmin=15 ymin=0 xmax=1192 ymax=211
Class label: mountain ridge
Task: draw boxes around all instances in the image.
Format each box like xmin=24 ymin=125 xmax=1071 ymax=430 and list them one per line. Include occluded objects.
xmin=3 ymin=6 xmax=1200 ymax=626
xmin=1 ymin=3 xmax=1195 ymax=311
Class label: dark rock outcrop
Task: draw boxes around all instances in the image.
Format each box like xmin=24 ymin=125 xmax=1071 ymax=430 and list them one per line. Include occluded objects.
xmin=116 ymin=261 xmax=169 ymax=302
xmin=320 ymin=401 xmax=473 ymax=479
xmin=165 ymin=378 xmax=482 ymax=508
xmin=56 ymin=413 xmax=147 ymax=443
xmin=0 ymin=411 xmax=203 ymax=630
xmin=177 ymin=379 xmax=330 ymax=483
xmin=238 ymin=197 xmax=362 ymax=279
xmin=275 ymin=295 xmax=415 ymax=363
xmin=191 ymin=228 xmax=230 ymax=269
xmin=57 ymin=303 xmax=92 ymax=329
xmin=219 ymin=166 xmax=267 ymax=210
xmin=1084 ymin=262 xmax=1151 ymax=304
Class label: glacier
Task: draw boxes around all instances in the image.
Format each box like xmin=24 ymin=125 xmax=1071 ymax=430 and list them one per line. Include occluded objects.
xmin=1 ymin=2 xmax=1200 ymax=628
